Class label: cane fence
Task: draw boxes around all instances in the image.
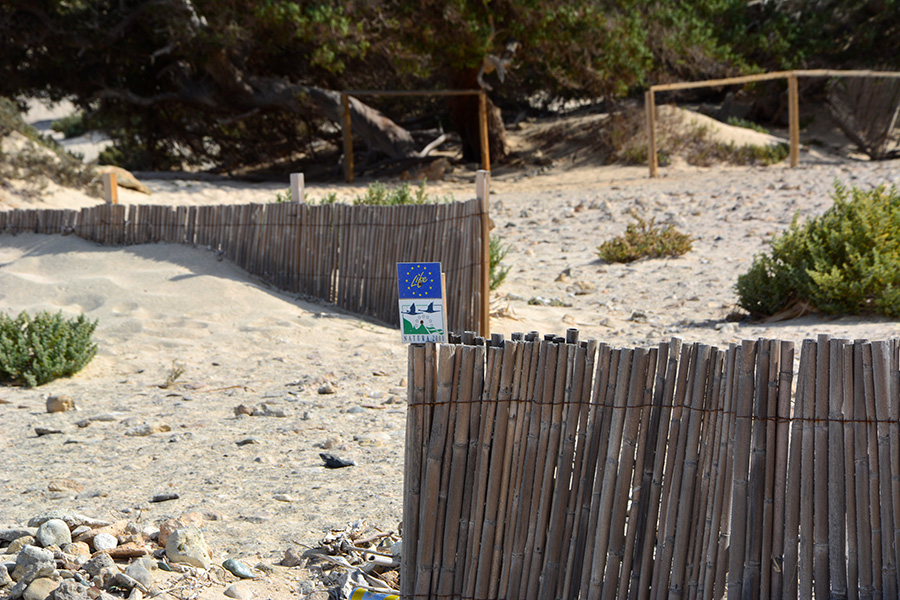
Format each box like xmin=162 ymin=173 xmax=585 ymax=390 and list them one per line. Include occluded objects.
xmin=0 ymin=200 xmax=486 ymax=332
xmin=404 ymin=331 xmax=900 ymax=600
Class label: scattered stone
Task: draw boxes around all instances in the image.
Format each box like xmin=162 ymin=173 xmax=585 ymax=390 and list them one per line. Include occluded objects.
xmin=124 ymin=423 xmax=171 ymax=437
xmin=233 ymin=404 xmax=253 ymax=417
xmin=60 ymin=543 xmax=90 ymax=561
xmin=149 ymin=493 xmax=179 ymax=503
xmin=47 ymin=480 xmax=83 ymax=493
xmin=317 ymin=383 xmax=336 ymax=395
xmin=36 ymin=520 xmax=71 ymax=548
xmin=46 ymin=396 xmax=76 ymax=413
xmin=10 ymin=546 xmax=56 ymax=598
xmin=0 ymin=528 xmax=37 ymax=543
xmin=47 ymin=580 xmax=90 ymax=600
xmin=319 ymin=453 xmax=355 ymax=469
xmin=7 ymin=536 xmax=36 ymax=554
xmin=110 ymin=572 xmax=144 ymax=593
xmin=34 ymin=427 xmax=63 ymax=437
xmin=222 ymin=558 xmax=254 ymax=579
xmin=123 ymin=564 xmax=153 ymax=590
xmin=81 ymin=553 xmax=115 ymax=579
xmin=164 ymin=527 xmax=210 ymax=570
xmin=0 ymin=563 xmax=11 ymax=586
xmin=571 ymin=280 xmax=596 ymax=295
xmin=250 ymin=404 xmax=286 ymax=418
xmin=345 ymin=406 xmax=365 ymax=415
xmin=272 ymin=494 xmax=293 ymax=503
xmin=91 ymin=534 xmax=118 ymax=552
xmin=236 ymin=438 xmax=259 ymax=446
xmin=23 ymin=577 xmax=59 ymax=600
xmin=223 ymin=582 xmax=253 ymax=599
xmin=280 ymin=548 xmax=305 ymax=568
xmin=353 ymin=432 xmax=391 ymax=447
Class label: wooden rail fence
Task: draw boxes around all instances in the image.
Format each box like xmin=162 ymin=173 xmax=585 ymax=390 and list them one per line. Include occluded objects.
xmin=404 ymin=331 xmax=900 ymax=599
xmin=0 ymin=199 xmax=487 ymax=333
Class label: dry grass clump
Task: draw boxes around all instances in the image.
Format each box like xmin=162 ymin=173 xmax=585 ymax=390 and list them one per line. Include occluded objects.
xmin=597 ymin=215 xmax=693 ymax=263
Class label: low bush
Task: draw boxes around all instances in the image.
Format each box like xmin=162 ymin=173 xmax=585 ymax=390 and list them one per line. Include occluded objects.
xmin=736 ymin=182 xmax=900 ymax=317
xmin=597 ymin=215 xmax=693 ymax=263
xmin=490 ymin=236 xmax=512 ymax=291
xmin=0 ymin=311 xmax=98 ymax=387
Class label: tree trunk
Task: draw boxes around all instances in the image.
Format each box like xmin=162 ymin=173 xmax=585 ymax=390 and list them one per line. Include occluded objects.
xmin=305 ymin=87 xmax=419 ymax=161
xmin=448 ymin=68 xmax=508 ymax=164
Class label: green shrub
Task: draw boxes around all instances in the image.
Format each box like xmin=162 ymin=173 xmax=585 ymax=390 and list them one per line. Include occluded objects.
xmin=736 ymin=182 xmax=900 ymax=317
xmin=490 ymin=236 xmax=511 ymax=291
xmin=726 ymin=116 xmax=770 ymax=134
xmin=50 ymin=113 xmax=91 ymax=139
xmin=0 ymin=311 xmax=98 ymax=387
xmin=597 ymin=215 xmax=693 ymax=263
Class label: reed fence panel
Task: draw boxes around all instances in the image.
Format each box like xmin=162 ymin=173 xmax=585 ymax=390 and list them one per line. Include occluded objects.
xmin=405 ymin=332 xmax=900 ymax=599
xmin=0 ymin=200 xmax=485 ymax=332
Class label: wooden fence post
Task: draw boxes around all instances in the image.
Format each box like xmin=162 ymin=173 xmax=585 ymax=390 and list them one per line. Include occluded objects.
xmin=477 ymin=170 xmax=491 ymax=338
xmin=788 ymin=74 xmax=800 ymax=168
xmin=290 ymin=173 xmax=304 ymax=203
xmin=103 ymin=172 xmax=118 ymax=204
xmin=478 ymin=91 xmax=491 ymax=173
xmin=341 ymin=93 xmax=354 ymax=183
xmin=646 ymin=89 xmax=658 ymax=178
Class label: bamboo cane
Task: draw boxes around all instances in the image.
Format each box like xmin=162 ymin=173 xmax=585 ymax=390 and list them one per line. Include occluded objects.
xmin=438 ymin=345 xmax=475 ymax=598
xmin=619 ymin=346 xmax=660 ymax=600
xmin=601 ymin=348 xmax=652 ymax=599
xmin=759 ymin=340 xmax=781 ymax=600
xmin=798 ymin=339 xmax=816 ymax=599
xmin=812 ymin=335 xmax=831 ymax=600
xmin=727 ymin=340 xmax=756 ymax=600
xmin=463 ymin=340 xmax=501 ymax=598
xmin=827 ymin=339 xmax=848 ymax=600
xmin=637 ymin=339 xmax=681 ymax=600
xmin=770 ymin=341 xmax=795 ymax=600
xmin=538 ymin=339 xmax=579 ymax=599
xmin=841 ymin=343 xmax=859 ymax=600
xmin=852 ymin=341 xmax=875 ymax=600
xmin=861 ymin=342 xmax=885 ymax=596
xmin=452 ymin=342 xmax=486 ymax=597
xmin=689 ymin=349 xmax=723 ymax=600
xmin=742 ymin=338 xmax=768 ymax=600
xmin=402 ymin=343 xmax=427 ymax=597
xmin=651 ymin=342 xmax=694 ymax=600
xmin=526 ymin=339 xmax=567 ymax=598
xmin=669 ymin=344 xmax=713 ymax=598
xmin=414 ymin=344 xmax=454 ymax=599
xmin=575 ymin=343 xmax=617 ymax=597
xmin=871 ymin=340 xmax=898 ymax=598
xmin=587 ymin=347 xmax=635 ymax=597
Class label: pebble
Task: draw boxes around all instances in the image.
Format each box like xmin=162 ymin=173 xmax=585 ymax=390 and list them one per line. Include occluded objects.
xmin=91 ymin=533 xmax=118 ymax=552
xmin=251 ymin=404 xmax=286 ymax=418
xmin=0 ymin=563 xmax=10 ymax=587
xmin=46 ymin=395 xmax=76 ymax=413
xmin=23 ymin=576 xmax=59 ymax=600
xmin=47 ymin=479 xmax=83 ymax=493
xmin=223 ymin=582 xmax=253 ymax=599
xmin=272 ymin=494 xmax=294 ymax=503
xmin=0 ymin=528 xmax=36 ymax=542
xmin=222 ymin=558 xmax=254 ymax=579
xmin=165 ymin=526 xmax=211 ymax=569
xmin=317 ymin=383 xmax=336 ymax=395
xmin=36 ymin=519 xmax=71 ymax=547
xmin=236 ymin=437 xmax=260 ymax=446
xmin=319 ymin=453 xmax=355 ymax=469
xmin=123 ymin=564 xmax=153 ymax=588
xmin=46 ymin=580 xmax=89 ymax=600
xmin=354 ymin=432 xmax=391 ymax=447
xmin=7 ymin=536 xmax=36 ymax=554
xmin=280 ymin=548 xmax=305 ymax=568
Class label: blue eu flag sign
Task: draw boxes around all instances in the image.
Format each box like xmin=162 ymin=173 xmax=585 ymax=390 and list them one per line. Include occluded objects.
xmin=397 ymin=262 xmax=443 ymax=300
xmin=397 ymin=262 xmax=447 ymax=343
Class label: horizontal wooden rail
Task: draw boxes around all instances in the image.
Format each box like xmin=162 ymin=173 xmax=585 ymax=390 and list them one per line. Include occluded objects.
xmin=646 ymin=69 xmax=900 ymax=177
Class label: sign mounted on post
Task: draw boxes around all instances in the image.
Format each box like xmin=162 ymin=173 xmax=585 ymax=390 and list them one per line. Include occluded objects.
xmin=397 ymin=262 xmax=448 ymax=343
